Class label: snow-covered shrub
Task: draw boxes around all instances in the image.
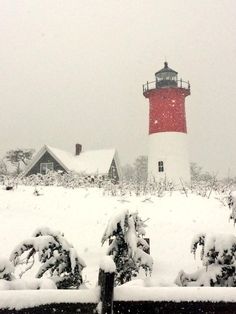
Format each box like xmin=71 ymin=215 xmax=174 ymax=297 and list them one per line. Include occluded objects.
xmin=10 ymin=227 xmax=86 ymax=289
xmin=229 ymin=191 xmax=236 ymax=224
xmin=0 ymin=258 xmax=15 ymax=281
xmin=190 ymin=172 xmax=234 ymax=199
xmin=17 ymin=169 xmax=172 ymax=196
xmin=102 ymin=179 xmax=171 ymax=197
xmin=175 ymin=233 xmax=236 ymax=287
xmin=18 ymin=170 xmax=112 ymax=189
xmin=15 ymin=169 xmax=182 ymax=196
xmin=102 ymin=210 xmax=153 ymax=286
xmin=0 ymin=257 xmax=57 ymax=290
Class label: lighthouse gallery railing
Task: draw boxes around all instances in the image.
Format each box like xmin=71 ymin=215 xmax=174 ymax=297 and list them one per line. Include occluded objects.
xmin=143 ymin=79 xmax=190 ymax=93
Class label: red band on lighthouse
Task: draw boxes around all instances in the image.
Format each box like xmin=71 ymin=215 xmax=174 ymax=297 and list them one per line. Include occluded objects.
xmin=147 ymin=88 xmax=189 ymax=134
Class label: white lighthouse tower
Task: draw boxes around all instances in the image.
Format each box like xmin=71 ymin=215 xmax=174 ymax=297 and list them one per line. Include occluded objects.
xmin=143 ymin=62 xmax=191 ymax=185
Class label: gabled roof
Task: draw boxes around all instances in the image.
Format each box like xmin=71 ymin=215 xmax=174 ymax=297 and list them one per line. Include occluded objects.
xmin=23 ymin=145 xmax=121 ymax=177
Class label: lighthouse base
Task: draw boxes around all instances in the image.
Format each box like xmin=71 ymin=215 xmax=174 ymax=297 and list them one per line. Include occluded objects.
xmin=148 ymin=132 xmax=190 ymax=186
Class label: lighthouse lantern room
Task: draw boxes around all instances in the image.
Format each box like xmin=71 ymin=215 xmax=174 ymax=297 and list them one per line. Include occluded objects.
xmin=143 ymin=62 xmax=191 ymax=185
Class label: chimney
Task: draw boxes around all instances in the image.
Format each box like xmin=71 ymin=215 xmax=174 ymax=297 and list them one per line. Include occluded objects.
xmin=75 ymin=144 xmax=82 ymax=156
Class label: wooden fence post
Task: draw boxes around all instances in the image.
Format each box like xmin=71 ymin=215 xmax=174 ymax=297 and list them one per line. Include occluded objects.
xmin=98 ymin=256 xmax=116 ymax=314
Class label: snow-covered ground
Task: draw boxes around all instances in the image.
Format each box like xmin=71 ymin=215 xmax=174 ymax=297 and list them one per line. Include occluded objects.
xmin=0 ymin=185 xmax=233 ymax=288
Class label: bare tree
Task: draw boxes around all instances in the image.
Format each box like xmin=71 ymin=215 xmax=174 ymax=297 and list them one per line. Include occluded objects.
xmin=134 ymin=155 xmax=148 ymax=183
xmin=190 ymin=162 xmax=214 ymax=182
xmin=122 ymin=156 xmax=148 ymax=183
xmin=0 ymin=159 xmax=8 ymax=175
xmin=121 ymin=164 xmax=135 ymax=182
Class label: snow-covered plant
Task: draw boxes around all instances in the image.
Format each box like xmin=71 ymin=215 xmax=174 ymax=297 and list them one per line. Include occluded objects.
xmin=229 ymin=191 xmax=236 ymax=224
xmin=102 ymin=210 xmax=153 ymax=286
xmin=0 ymin=258 xmax=15 ymax=281
xmin=10 ymin=227 xmax=86 ymax=289
xmin=176 ymin=233 xmax=236 ymax=287
xmin=0 ymin=159 xmax=8 ymax=176
xmin=189 ymin=170 xmax=233 ymax=199
xmin=0 ymin=257 xmax=58 ymax=290
xmin=18 ymin=171 xmax=112 ymax=189
xmin=191 ymin=233 xmax=206 ymax=260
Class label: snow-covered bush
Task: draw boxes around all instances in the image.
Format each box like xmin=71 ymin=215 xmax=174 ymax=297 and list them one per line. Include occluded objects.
xmin=175 ymin=233 xmax=236 ymax=287
xmin=16 ymin=169 xmax=171 ymax=196
xmin=229 ymin=191 xmax=236 ymax=224
xmin=0 ymin=258 xmax=15 ymax=281
xmin=0 ymin=257 xmax=57 ymax=290
xmin=103 ymin=179 xmax=173 ymax=197
xmin=10 ymin=227 xmax=86 ymax=289
xmin=9 ymin=169 xmax=188 ymax=196
xmin=18 ymin=170 xmax=111 ymax=189
xmin=102 ymin=210 xmax=153 ymax=286
xmin=190 ymin=173 xmax=234 ymax=199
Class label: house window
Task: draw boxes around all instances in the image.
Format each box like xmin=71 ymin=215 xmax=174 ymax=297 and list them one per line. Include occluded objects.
xmin=158 ymin=161 xmax=164 ymax=172
xmin=40 ymin=162 xmax=54 ymax=175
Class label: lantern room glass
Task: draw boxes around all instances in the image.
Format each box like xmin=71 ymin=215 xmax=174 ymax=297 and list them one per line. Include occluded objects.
xmin=155 ymin=71 xmax=178 ymax=88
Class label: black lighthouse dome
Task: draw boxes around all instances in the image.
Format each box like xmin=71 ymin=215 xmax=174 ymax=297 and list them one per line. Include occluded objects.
xmin=155 ymin=62 xmax=178 ymax=88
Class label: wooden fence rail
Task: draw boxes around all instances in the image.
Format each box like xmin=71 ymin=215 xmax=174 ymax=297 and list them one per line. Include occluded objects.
xmin=1 ymin=300 xmax=236 ymax=314
xmin=1 ymin=266 xmax=236 ymax=313
xmin=0 ymin=303 xmax=97 ymax=314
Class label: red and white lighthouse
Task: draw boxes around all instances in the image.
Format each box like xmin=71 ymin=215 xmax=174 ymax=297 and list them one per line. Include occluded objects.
xmin=143 ymin=62 xmax=191 ymax=184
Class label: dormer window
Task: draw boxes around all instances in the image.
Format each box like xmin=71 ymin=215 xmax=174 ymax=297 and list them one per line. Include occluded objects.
xmin=158 ymin=161 xmax=164 ymax=172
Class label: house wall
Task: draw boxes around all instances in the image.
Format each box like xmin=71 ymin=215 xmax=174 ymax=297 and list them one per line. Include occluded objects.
xmin=26 ymin=151 xmax=66 ymax=176
xmin=108 ymin=159 xmax=119 ymax=182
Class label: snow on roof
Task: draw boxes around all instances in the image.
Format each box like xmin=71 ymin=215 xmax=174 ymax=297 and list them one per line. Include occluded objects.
xmin=45 ymin=145 xmax=117 ymax=175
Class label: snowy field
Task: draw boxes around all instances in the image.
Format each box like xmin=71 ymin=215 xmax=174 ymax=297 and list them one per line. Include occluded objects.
xmin=0 ymin=185 xmax=234 ymax=288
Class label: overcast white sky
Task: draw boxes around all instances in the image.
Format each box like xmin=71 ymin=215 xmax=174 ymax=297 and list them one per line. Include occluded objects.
xmin=1 ymin=0 xmax=236 ymax=176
